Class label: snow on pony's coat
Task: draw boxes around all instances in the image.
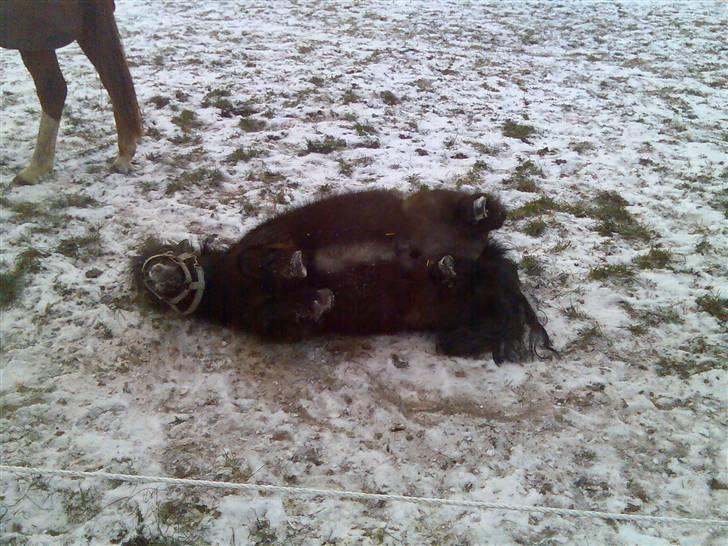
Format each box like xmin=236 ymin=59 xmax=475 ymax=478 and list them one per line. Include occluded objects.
xmin=135 ymin=189 xmax=555 ymax=364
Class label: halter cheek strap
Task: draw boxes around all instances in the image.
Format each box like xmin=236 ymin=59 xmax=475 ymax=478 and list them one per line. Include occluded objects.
xmin=141 ymin=251 xmax=206 ymax=316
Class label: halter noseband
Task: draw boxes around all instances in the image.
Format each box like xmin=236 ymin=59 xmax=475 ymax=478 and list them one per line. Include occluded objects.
xmin=141 ymin=251 xmax=205 ymax=316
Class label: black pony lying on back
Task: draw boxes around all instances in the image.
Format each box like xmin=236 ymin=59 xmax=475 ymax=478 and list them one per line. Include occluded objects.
xmin=134 ymin=189 xmax=556 ymax=364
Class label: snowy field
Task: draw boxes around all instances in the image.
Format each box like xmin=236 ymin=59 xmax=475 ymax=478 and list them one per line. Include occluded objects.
xmin=1 ymin=0 xmax=726 ymax=544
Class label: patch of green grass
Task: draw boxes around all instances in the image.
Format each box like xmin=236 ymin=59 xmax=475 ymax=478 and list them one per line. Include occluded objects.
xmin=695 ymin=238 xmax=712 ymax=255
xmin=63 ymin=487 xmax=102 ymax=525
xmin=381 ymin=90 xmax=400 ymax=105
xmin=502 ymin=120 xmax=537 ymax=142
xmin=353 ymin=122 xmax=378 ymax=136
xmin=656 ymin=355 xmax=725 ymax=379
xmin=696 ymin=293 xmax=727 ymax=322
xmin=523 ymin=218 xmax=548 ymax=237
xmin=414 ymin=78 xmax=433 ymax=91
xmin=569 ymin=325 xmax=604 ymax=352
xmin=570 ymin=141 xmax=596 ymax=154
xmin=633 ymin=247 xmax=672 ymax=269
xmin=0 ymin=248 xmax=45 ymax=309
xmin=621 ymin=301 xmax=683 ymax=330
xmin=406 ymin=173 xmax=425 ymax=189
xmin=304 ymin=135 xmax=347 ymax=155
xmin=167 ymin=168 xmax=225 ymax=195
xmin=227 ymin=147 xmax=264 ymax=164
xmin=453 ymin=161 xmax=489 ymax=189
xmin=591 ymin=191 xmax=651 ymax=241
xmin=342 ymin=89 xmax=360 ymax=104
xmin=588 ymin=263 xmax=635 ymax=282
xmin=510 ymin=196 xmax=559 ymax=220
xmin=57 ymin=231 xmax=102 ymax=260
xmin=246 ymin=169 xmax=286 ymax=185
xmin=239 ymin=117 xmax=267 ymax=132
xmin=520 ymin=255 xmax=543 ymax=276
xmin=171 ymin=109 xmax=204 ymax=132
xmin=0 ymin=270 xmax=24 ymax=309
xmin=469 ymin=141 xmax=502 ymax=156
xmin=52 ymin=194 xmax=99 ymax=209
xmin=149 ymin=94 xmax=171 ymax=108
xmin=506 ymin=159 xmax=543 ymax=192
xmin=338 ymin=159 xmax=354 ymax=176
xmin=562 ymin=302 xmax=589 ymax=320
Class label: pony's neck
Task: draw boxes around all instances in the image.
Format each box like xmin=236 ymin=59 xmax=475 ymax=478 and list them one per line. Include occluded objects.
xmin=195 ymin=248 xmax=232 ymax=325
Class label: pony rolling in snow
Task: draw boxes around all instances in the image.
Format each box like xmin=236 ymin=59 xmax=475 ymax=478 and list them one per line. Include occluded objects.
xmin=135 ymin=189 xmax=556 ymax=364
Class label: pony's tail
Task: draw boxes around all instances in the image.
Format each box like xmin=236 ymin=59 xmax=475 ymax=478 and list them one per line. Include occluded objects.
xmin=82 ymin=0 xmax=143 ymax=144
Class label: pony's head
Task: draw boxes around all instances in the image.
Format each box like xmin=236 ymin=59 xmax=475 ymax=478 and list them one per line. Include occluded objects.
xmin=132 ymin=240 xmax=205 ymax=316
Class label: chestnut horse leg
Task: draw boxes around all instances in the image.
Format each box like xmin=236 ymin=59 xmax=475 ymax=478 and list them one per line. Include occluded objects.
xmin=77 ymin=1 xmax=142 ymax=174
xmin=14 ymin=50 xmax=67 ymax=185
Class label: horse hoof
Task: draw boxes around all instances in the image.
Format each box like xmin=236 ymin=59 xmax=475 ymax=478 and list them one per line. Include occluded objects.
xmin=112 ymin=157 xmax=131 ymax=174
xmin=285 ymin=250 xmax=307 ymax=279
xmin=12 ymin=173 xmax=35 ymax=185
xmin=438 ymin=255 xmax=456 ymax=278
xmin=473 ymin=196 xmax=488 ymax=222
xmin=312 ymin=288 xmax=335 ymax=321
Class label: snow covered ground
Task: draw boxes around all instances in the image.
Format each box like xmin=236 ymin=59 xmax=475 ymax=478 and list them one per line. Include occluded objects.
xmin=1 ymin=0 xmax=726 ymax=544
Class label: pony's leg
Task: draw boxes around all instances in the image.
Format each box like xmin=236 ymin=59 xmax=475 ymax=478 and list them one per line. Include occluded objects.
xmin=14 ymin=50 xmax=67 ymax=185
xmin=77 ymin=8 xmax=142 ymax=174
xmin=254 ymin=288 xmax=334 ymax=340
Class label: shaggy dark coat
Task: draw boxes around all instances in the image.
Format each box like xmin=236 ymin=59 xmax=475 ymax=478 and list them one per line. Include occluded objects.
xmin=135 ymin=189 xmax=555 ymax=364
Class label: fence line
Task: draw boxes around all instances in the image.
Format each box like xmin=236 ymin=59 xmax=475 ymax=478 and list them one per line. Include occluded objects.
xmin=2 ymin=464 xmax=726 ymax=527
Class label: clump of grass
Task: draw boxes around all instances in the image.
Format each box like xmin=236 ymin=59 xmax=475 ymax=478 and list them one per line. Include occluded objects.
xmin=588 ymin=263 xmax=635 ymax=282
xmin=166 ymin=167 xmax=225 ymax=195
xmin=57 ymin=231 xmax=102 ymax=260
xmin=246 ymin=169 xmax=286 ymax=184
xmin=656 ymin=355 xmax=725 ymax=379
xmin=406 ymin=173 xmax=425 ymax=189
xmin=506 ymin=159 xmax=543 ymax=192
xmin=353 ymin=122 xmax=378 ymax=136
xmin=304 ymin=135 xmax=347 ymax=155
xmin=227 ymin=147 xmax=264 ymax=164
xmin=569 ymin=325 xmax=604 ymax=352
xmin=342 ymin=89 xmax=360 ymax=104
xmin=523 ymin=218 xmax=547 ymax=237
xmin=171 ymin=109 xmax=203 ymax=132
xmin=239 ymin=117 xmax=267 ymax=132
xmin=468 ymin=141 xmax=502 ymax=156
xmin=502 ymin=120 xmax=537 ymax=142
xmin=202 ymin=87 xmax=231 ymax=105
xmin=510 ymin=196 xmax=559 ymax=220
xmin=0 ymin=270 xmax=24 ymax=309
xmin=63 ymin=487 xmax=102 ymax=525
xmin=52 ymin=194 xmax=98 ymax=209
xmin=696 ymin=293 xmax=727 ymax=322
xmin=414 ymin=78 xmax=433 ymax=91
xmin=591 ymin=191 xmax=651 ymax=241
xmin=562 ymin=302 xmax=589 ymax=320
xmin=570 ymin=141 xmax=596 ymax=154
xmin=149 ymin=94 xmax=171 ymax=109
xmin=381 ymin=90 xmax=400 ymax=105
xmin=338 ymin=159 xmax=354 ymax=176
xmin=453 ymin=161 xmax=489 ymax=188
xmin=633 ymin=247 xmax=672 ymax=269
xmin=520 ymin=255 xmax=543 ymax=276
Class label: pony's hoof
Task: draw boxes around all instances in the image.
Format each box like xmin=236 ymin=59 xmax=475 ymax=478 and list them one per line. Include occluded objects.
xmin=438 ymin=255 xmax=456 ymax=279
xmin=312 ymin=288 xmax=334 ymax=321
xmin=473 ymin=196 xmax=488 ymax=222
xmin=284 ymin=250 xmax=307 ymax=279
